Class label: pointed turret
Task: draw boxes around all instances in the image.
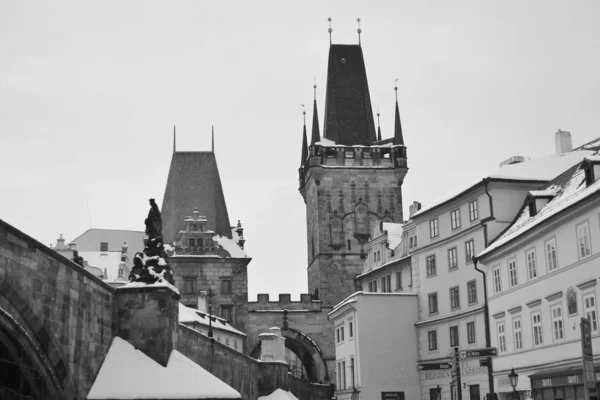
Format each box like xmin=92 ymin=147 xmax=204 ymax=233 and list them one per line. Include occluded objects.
xmin=394 ymin=85 xmax=404 ymax=145
xmin=311 ymin=85 xmax=320 ymax=145
xmin=377 ymin=111 xmax=382 ymax=141
xmin=323 ymin=45 xmax=376 ymax=145
xmin=301 ymin=108 xmax=308 ymax=165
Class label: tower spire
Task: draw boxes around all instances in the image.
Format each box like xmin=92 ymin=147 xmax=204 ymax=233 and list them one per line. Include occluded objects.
xmin=311 ymin=83 xmax=320 ymax=145
xmin=173 ymin=125 xmax=176 ymax=153
xmin=377 ymin=108 xmax=382 ymax=141
xmin=301 ymin=105 xmax=308 ymax=166
xmin=357 ymin=18 xmax=362 ymax=46
xmin=394 ymin=79 xmax=404 ymax=145
xmin=211 ymin=125 xmax=215 ymax=153
xmin=328 ymin=18 xmax=332 ymax=45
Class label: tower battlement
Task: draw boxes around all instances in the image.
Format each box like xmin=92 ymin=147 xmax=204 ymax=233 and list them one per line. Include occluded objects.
xmin=248 ymin=293 xmax=322 ymax=312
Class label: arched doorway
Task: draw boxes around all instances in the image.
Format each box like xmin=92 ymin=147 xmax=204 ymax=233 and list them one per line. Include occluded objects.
xmin=250 ymin=328 xmax=329 ymax=383
xmin=0 ymin=308 xmax=64 ymax=399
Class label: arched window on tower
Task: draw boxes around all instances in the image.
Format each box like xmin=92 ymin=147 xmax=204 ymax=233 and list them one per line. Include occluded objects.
xmin=329 ymin=216 xmax=343 ymax=250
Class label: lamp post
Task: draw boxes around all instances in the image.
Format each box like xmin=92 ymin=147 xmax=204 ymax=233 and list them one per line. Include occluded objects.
xmin=508 ymin=368 xmax=519 ymax=400
xmin=350 ymin=363 xmax=359 ymax=400
xmin=207 ymin=288 xmax=215 ymax=340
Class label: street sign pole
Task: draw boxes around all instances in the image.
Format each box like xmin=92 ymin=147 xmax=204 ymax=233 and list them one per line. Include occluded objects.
xmin=581 ymin=318 xmax=595 ymax=400
xmin=455 ymin=347 xmax=462 ymax=400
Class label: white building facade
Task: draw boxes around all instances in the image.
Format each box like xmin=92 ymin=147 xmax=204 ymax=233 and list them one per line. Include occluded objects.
xmin=477 ymin=151 xmax=600 ymax=400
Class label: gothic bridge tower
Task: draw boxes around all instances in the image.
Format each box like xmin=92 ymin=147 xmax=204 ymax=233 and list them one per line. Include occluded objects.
xmin=299 ymin=42 xmax=408 ymax=309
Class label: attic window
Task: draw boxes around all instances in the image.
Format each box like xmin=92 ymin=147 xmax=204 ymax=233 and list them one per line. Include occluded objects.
xmin=582 ymin=157 xmax=600 ymax=186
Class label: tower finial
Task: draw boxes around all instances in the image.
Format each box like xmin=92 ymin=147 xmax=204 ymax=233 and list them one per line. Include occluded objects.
xmin=173 ymin=125 xmax=176 ymax=153
xmin=311 ymin=84 xmax=320 ymax=145
xmin=394 ymin=78 xmax=399 ymax=103
xmin=313 ymin=77 xmax=317 ymax=100
xmin=328 ymin=17 xmax=332 ymax=45
xmin=301 ymin=104 xmax=306 ymax=125
xmin=357 ymin=18 xmax=362 ymax=46
xmin=377 ymin=107 xmax=382 ymax=142
xmin=211 ymin=125 xmax=214 ymax=153
xmin=393 ymin=80 xmax=404 ymax=146
xmin=300 ymin=104 xmax=308 ymax=166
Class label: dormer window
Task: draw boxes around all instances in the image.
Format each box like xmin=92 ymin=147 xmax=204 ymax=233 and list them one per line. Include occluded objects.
xmin=582 ymin=157 xmax=600 ymax=186
xmin=527 ymin=189 xmax=557 ymax=217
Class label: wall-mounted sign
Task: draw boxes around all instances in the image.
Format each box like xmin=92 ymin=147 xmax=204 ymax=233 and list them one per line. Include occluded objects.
xmin=381 ymin=392 xmax=404 ymax=400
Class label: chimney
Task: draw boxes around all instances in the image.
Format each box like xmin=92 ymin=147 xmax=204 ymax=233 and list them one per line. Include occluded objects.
xmin=409 ymin=201 xmax=422 ymax=218
xmin=499 ymin=155 xmax=526 ymax=168
xmin=555 ymin=130 xmax=573 ymax=154
xmin=197 ymin=292 xmax=208 ymax=313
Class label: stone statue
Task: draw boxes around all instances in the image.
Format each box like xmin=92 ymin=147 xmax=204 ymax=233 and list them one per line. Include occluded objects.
xmin=72 ymin=250 xmax=84 ymax=267
xmin=128 ymin=198 xmax=175 ymax=285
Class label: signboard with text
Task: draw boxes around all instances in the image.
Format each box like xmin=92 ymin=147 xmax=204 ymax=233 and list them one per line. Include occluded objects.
xmin=417 ymin=362 xmax=453 ymax=371
xmin=459 ymin=347 xmax=498 ymax=359
xmin=582 ymin=318 xmax=595 ymax=395
xmin=381 ymin=392 xmax=404 ymax=400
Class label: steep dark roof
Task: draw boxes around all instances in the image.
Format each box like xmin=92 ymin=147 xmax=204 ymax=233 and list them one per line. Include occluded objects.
xmin=161 ymin=152 xmax=232 ymax=243
xmin=323 ymin=44 xmax=377 ymax=145
xmin=394 ymin=100 xmax=404 ymax=145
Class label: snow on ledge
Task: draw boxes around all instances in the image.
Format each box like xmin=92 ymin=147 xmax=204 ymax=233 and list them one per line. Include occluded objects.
xmin=258 ymin=389 xmax=299 ymax=400
xmin=117 ymin=280 xmax=181 ymax=295
xmin=87 ymin=337 xmax=241 ymax=399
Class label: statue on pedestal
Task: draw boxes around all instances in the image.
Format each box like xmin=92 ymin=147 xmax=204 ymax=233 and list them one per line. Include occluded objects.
xmin=128 ymin=198 xmax=175 ymax=285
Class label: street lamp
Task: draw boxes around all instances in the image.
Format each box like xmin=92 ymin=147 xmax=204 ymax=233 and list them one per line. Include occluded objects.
xmin=508 ymin=368 xmax=519 ymax=399
xmin=207 ymin=289 xmax=215 ymax=340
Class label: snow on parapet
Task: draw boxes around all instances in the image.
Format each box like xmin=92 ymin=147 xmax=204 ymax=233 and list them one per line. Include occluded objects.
xmin=212 ymin=235 xmax=249 ymax=258
xmin=87 ymin=336 xmax=241 ymax=399
xmin=118 ymin=280 xmax=181 ymax=295
xmin=178 ymin=303 xmax=246 ymax=336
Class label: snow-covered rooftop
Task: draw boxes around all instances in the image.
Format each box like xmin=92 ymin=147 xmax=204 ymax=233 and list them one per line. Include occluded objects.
xmin=213 ymin=235 xmax=249 ymax=258
xmin=258 ymin=389 xmax=299 ymax=400
xmin=478 ymin=151 xmax=600 ymax=259
xmin=382 ymin=222 xmax=403 ymax=249
xmin=413 ymin=150 xmax=595 ymax=218
xmin=178 ymin=303 xmax=246 ymax=337
xmin=87 ymin=337 xmax=241 ymax=399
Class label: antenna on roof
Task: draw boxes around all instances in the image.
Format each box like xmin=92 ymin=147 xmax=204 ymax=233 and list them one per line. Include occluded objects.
xmin=211 ymin=125 xmax=215 ymax=153
xmin=394 ymin=78 xmax=399 ymax=102
xmin=328 ymin=18 xmax=332 ymax=45
xmin=173 ymin=125 xmax=176 ymax=153
xmin=357 ymin=18 xmax=362 ymax=46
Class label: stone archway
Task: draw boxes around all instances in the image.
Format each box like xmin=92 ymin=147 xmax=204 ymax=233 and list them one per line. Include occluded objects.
xmin=0 ymin=307 xmax=64 ymax=399
xmin=250 ymin=327 xmax=329 ymax=383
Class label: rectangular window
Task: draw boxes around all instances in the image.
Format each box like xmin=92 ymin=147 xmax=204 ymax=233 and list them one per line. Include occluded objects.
xmin=551 ymin=305 xmax=564 ymax=341
xmin=188 ymin=238 xmax=196 ymax=247
xmin=413 ymin=235 xmax=418 ymax=247
xmin=467 ymin=280 xmax=477 ymax=304
xmin=497 ymin=323 xmax=506 ymax=353
xmin=100 ymin=242 xmax=108 ymax=252
xmin=526 ymin=248 xmax=538 ymax=280
xmin=381 ymin=277 xmax=386 ymax=292
xmin=350 ymin=357 xmax=355 ymax=387
xmin=428 ymin=330 xmax=437 ymax=351
xmin=469 ymin=200 xmax=479 ymax=221
xmin=429 ymin=218 xmax=439 ymax=238
xmin=183 ymin=278 xmax=195 ymax=294
xmin=450 ymin=286 xmax=460 ymax=309
xmin=349 ymin=321 xmax=353 ymax=338
xmin=221 ymin=279 xmax=232 ymax=295
xmin=337 ymin=362 xmax=341 ymax=388
xmin=336 ymin=328 xmax=340 ymax=343
xmin=340 ymin=326 xmax=345 ymax=341
xmin=409 ymin=237 xmax=413 ymax=248
xmin=465 ymin=240 xmax=475 ymax=263
xmin=532 ymin=312 xmax=543 ymax=346
xmin=396 ymin=270 xmax=402 ymax=289
xmin=577 ymin=222 xmax=592 ymax=259
xmin=448 ymin=247 xmax=458 ymax=270
xmin=508 ymin=258 xmax=518 ymax=287
xmin=221 ymin=305 xmax=233 ymax=322
xmin=372 ymin=280 xmax=377 ymax=293
xmin=467 ymin=321 xmax=476 ymax=344
xmin=426 ymin=255 xmax=437 ymax=276
xmin=347 ymin=240 xmax=351 ymax=251
xmin=451 ymin=209 xmax=461 ymax=230
xmin=428 ymin=292 xmax=438 ymax=314
xmin=449 ymin=325 xmax=459 ymax=347
xmin=430 ymin=388 xmax=441 ymax=400
xmin=493 ymin=266 xmax=502 ymax=293
xmin=584 ymin=294 xmax=598 ymax=332
xmin=342 ymin=360 xmax=346 ymax=389
xmin=368 ymin=282 xmax=373 ymax=292
xmin=513 ymin=318 xmax=523 ymax=350
xmin=545 ymin=238 xmax=558 ymax=271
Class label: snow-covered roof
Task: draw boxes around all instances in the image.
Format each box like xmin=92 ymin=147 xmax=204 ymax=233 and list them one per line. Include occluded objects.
xmin=213 ymin=235 xmax=249 ymax=258
xmin=357 ymin=254 xmax=410 ymax=280
xmin=258 ymin=389 xmax=299 ymax=400
xmin=178 ymin=303 xmax=246 ymax=337
xmin=478 ymin=151 xmax=600 ymax=259
xmin=382 ymin=222 xmax=403 ymax=249
xmin=413 ymin=150 xmax=595 ymax=218
xmin=87 ymin=336 xmax=241 ymax=399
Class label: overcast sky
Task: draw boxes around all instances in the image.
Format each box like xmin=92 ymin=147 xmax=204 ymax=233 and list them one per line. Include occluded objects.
xmin=1 ymin=1 xmax=599 ymax=299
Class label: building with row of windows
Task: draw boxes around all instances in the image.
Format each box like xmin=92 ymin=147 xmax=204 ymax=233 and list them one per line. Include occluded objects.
xmin=477 ymin=139 xmax=600 ymax=400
